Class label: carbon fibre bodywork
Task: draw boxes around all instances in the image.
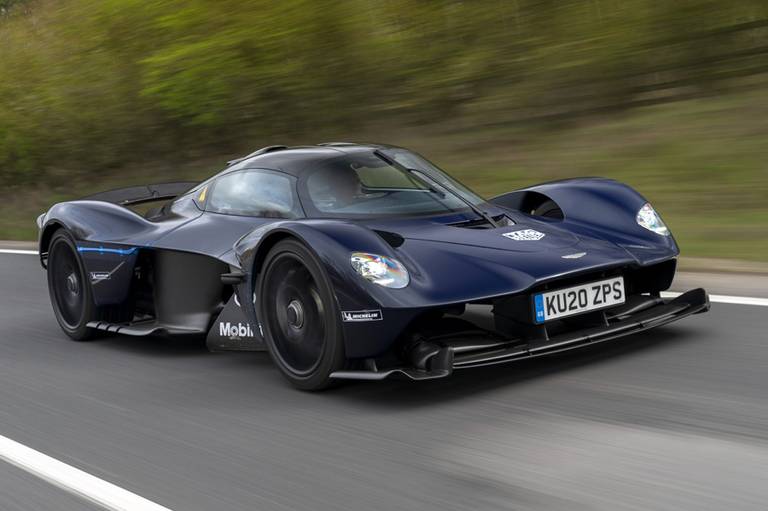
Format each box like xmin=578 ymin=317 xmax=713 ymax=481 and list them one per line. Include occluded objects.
xmin=38 ymin=143 xmax=707 ymax=380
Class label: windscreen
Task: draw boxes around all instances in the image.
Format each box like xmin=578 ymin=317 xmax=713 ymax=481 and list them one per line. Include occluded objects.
xmin=301 ymin=150 xmax=484 ymax=218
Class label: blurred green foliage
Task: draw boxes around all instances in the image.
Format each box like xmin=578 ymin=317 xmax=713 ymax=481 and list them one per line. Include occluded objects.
xmin=3 ymin=0 xmax=768 ymax=178
xmin=0 ymin=0 xmax=767 ymax=259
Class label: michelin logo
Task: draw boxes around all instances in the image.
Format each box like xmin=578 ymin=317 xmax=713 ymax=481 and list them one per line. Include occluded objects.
xmin=219 ymin=322 xmax=255 ymax=338
xmin=90 ymin=271 xmax=111 ymax=282
xmin=341 ymin=310 xmax=383 ymax=322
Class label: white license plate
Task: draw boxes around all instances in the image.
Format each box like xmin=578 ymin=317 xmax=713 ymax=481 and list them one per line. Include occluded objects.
xmin=533 ymin=276 xmax=625 ymax=323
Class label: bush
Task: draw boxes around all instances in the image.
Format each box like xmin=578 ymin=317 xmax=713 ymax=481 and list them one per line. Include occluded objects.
xmin=1 ymin=0 xmax=768 ymax=184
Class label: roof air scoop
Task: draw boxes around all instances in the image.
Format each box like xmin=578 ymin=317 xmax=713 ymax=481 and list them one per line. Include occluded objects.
xmin=227 ymin=145 xmax=288 ymax=166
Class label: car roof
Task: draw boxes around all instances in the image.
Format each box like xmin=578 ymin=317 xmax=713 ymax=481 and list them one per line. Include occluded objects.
xmin=221 ymin=142 xmax=397 ymax=178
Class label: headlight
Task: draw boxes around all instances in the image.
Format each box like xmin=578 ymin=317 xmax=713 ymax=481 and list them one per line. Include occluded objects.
xmin=636 ymin=203 xmax=669 ymax=236
xmin=350 ymin=252 xmax=409 ymax=288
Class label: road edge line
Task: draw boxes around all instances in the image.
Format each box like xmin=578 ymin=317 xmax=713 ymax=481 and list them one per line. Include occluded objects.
xmin=0 ymin=434 xmax=173 ymax=511
xmin=0 ymin=249 xmax=38 ymax=255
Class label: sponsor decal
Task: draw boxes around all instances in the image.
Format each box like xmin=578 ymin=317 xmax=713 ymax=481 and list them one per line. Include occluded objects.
xmin=89 ymin=261 xmax=125 ymax=284
xmin=503 ymin=229 xmax=545 ymax=241
xmin=561 ymin=252 xmax=587 ymax=259
xmin=341 ymin=309 xmax=383 ymax=322
xmin=90 ymin=271 xmax=111 ymax=281
xmin=219 ymin=322 xmax=255 ymax=338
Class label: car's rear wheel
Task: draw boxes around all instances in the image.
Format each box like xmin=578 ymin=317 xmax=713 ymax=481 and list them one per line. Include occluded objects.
xmin=47 ymin=230 xmax=96 ymax=341
xmin=258 ymin=239 xmax=346 ymax=390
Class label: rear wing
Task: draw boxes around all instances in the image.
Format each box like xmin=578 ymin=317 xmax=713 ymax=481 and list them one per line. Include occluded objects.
xmin=81 ymin=182 xmax=198 ymax=207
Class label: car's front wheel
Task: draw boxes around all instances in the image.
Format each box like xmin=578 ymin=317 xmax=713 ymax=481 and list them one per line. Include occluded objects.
xmin=258 ymin=239 xmax=346 ymax=390
xmin=47 ymin=229 xmax=96 ymax=341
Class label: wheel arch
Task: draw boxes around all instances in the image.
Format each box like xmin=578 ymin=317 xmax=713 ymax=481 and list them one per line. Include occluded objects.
xmin=39 ymin=220 xmax=68 ymax=268
xmin=233 ymin=226 xmax=335 ymax=328
xmin=490 ymin=177 xmax=679 ymax=263
xmin=236 ymin=221 xmax=400 ymax=307
xmin=253 ymin=228 xmax=346 ymax=314
xmin=250 ymin=230 xmax=298 ymax=279
xmin=491 ymin=177 xmax=648 ymax=224
xmin=234 ymin=221 xmax=409 ymax=359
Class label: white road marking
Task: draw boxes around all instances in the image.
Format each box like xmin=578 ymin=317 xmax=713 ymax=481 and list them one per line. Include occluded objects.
xmin=0 ymin=249 xmax=38 ymax=255
xmin=661 ymin=291 xmax=768 ymax=308
xmin=0 ymin=434 xmax=173 ymax=511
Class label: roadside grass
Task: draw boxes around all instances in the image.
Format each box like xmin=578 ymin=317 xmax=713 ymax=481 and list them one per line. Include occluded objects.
xmin=4 ymin=90 xmax=767 ymax=261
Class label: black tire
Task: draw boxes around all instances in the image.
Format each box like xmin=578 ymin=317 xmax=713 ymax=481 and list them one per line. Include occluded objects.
xmin=258 ymin=239 xmax=346 ymax=390
xmin=47 ymin=230 xmax=96 ymax=341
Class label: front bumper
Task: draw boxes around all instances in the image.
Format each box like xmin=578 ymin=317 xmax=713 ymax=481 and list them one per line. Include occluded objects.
xmin=330 ymin=288 xmax=709 ymax=381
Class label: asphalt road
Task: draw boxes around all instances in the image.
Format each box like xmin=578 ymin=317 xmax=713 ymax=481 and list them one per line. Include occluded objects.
xmin=1 ymin=252 xmax=768 ymax=511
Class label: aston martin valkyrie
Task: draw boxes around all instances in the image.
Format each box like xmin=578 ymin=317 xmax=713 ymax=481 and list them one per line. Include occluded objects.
xmin=38 ymin=143 xmax=709 ymax=389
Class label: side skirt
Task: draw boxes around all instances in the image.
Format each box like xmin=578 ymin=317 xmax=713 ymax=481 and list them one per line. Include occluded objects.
xmin=86 ymin=319 xmax=203 ymax=336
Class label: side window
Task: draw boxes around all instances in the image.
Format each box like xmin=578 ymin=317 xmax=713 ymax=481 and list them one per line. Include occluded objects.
xmin=207 ymin=170 xmax=302 ymax=218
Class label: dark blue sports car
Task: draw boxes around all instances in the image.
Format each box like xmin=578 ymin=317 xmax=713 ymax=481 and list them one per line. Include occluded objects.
xmin=38 ymin=143 xmax=709 ymax=389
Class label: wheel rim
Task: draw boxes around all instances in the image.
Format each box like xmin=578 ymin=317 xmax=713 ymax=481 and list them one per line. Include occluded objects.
xmin=263 ymin=254 xmax=326 ymax=376
xmin=50 ymin=241 xmax=86 ymax=329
